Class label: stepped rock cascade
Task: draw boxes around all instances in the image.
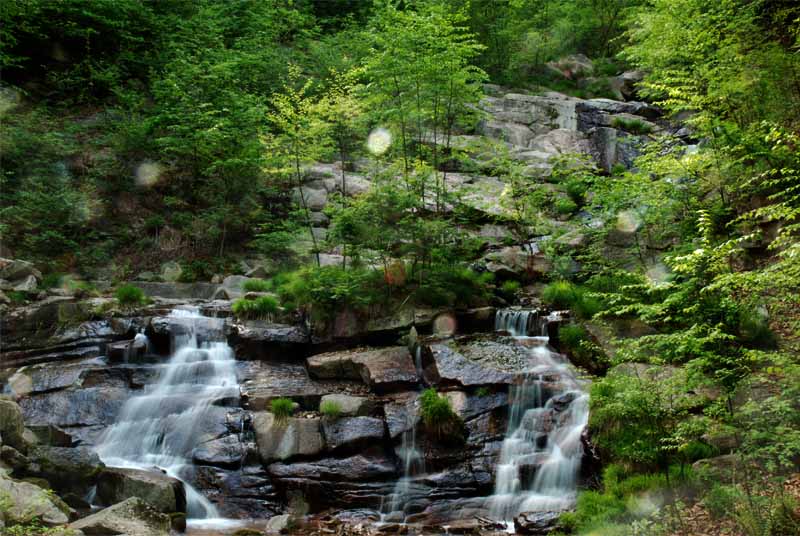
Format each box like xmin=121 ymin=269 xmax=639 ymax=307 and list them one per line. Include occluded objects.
xmin=490 ymin=309 xmax=589 ymax=523
xmin=383 ymin=402 xmax=425 ymax=516
xmin=95 ymin=308 xmax=239 ymax=521
xmin=494 ymin=309 xmax=538 ymax=337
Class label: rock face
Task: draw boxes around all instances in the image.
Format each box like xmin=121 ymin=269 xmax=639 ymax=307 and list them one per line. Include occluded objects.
xmin=69 ymin=497 xmax=171 ymax=536
xmin=0 ymin=398 xmax=27 ymax=452
xmin=0 ymin=471 xmax=70 ymax=526
xmin=319 ymin=394 xmax=372 ymax=417
xmin=322 ymin=416 xmax=385 ymax=453
xmin=422 ymin=344 xmax=513 ymax=387
xmin=306 ymin=347 xmax=418 ymax=392
xmin=514 ymin=511 xmax=561 ymax=534
xmin=26 ymin=445 xmax=104 ymax=497
xmin=254 ymin=413 xmax=325 ymax=463
xmin=97 ymin=467 xmax=187 ymax=514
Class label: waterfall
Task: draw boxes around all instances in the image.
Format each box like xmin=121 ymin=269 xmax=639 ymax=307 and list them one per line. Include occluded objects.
xmin=495 ymin=308 xmax=538 ymax=337
xmin=96 ymin=307 xmax=239 ymax=520
xmin=382 ymin=400 xmax=425 ymax=519
xmin=489 ymin=311 xmax=589 ymax=523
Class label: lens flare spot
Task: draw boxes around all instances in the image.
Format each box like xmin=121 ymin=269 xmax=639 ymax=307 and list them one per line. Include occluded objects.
xmin=367 ymin=128 xmax=392 ymax=156
xmin=433 ymin=313 xmax=457 ymax=337
xmin=646 ymin=262 xmax=670 ymax=285
xmin=615 ymin=210 xmax=641 ymax=233
xmin=135 ymin=160 xmax=163 ymax=187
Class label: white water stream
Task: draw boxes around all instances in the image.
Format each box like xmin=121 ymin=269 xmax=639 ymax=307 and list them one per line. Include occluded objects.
xmin=489 ymin=309 xmax=589 ymax=523
xmin=96 ymin=308 xmax=239 ymax=523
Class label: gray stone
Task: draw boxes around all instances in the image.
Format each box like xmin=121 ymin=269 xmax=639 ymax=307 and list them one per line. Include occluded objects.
xmin=0 ymin=258 xmax=42 ymax=282
xmin=13 ymin=274 xmax=38 ymax=292
xmin=0 ymin=398 xmax=27 ymax=452
xmin=422 ymin=345 xmax=514 ymax=387
xmin=69 ymin=497 xmax=171 ymax=536
xmin=98 ymin=467 xmax=186 ymax=513
xmin=27 ymin=445 xmax=104 ymax=496
xmin=322 ymin=416 xmax=385 ymax=452
xmin=254 ymin=413 xmax=324 ymax=463
xmin=192 ymin=434 xmax=244 ymax=468
xmin=319 ymin=394 xmax=372 ymax=417
xmin=306 ymin=347 xmax=418 ymax=392
xmin=514 ymin=510 xmax=561 ymax=534
xmin=0 ymin=471 xmax=69 ymax=526
xmin=265 ymin=513 xmax=291 ymax=533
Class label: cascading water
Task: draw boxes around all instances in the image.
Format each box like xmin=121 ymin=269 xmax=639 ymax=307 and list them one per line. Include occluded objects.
xmin=494 ymin=308 xmax=537 ymax=337
xmin=490 ymin=309 xmax=589 ymax=524
xmin=96 ymin=307 xmax=239 ymax=521
xmin=384 ymin=405 xmax=426 ymax=516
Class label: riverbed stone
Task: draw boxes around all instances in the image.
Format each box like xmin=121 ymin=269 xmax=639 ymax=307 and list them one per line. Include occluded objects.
xmin=253 ymin=413 xmax=324 ymax=463
xmin=306 ymin=347 xmax=418 ymax=392
xmin=69 ymin=497 xmax=171 ymax=536
xmin=0 ymin=471 xmax=70 ymax=526
xmin=322 ymin=416 xmax=385 ymax=452
xmin=97 ymin=467 xmax=186 ymax=514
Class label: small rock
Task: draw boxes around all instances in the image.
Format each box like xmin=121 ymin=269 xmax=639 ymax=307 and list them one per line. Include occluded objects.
xmin=69 ymin=497 xmax=171 ymax=536
xmin=319 ymin=394 xmax=372 ymax=417
xmin=514 ymin=511 xmax=561 ymax=534
xmin=265 ymin=513 xmax=291 ymax=534
xmin=0 ymin=398 xmax=27 ymax=452
xmin=253 ymin=413 xmax=324 ymax=463
xmin=0 ymin=471 xmax=69 ymax=526
xmin=97 ymin=467 xmax=186 ymax=513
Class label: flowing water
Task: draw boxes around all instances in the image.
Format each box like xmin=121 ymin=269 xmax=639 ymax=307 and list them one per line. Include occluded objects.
xmin=96 ymin=307 xmax=239 ymax=522
xmin=489 ymin=309 xmax=589 ymax=523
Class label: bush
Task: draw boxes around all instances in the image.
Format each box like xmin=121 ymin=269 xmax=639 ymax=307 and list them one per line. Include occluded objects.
xmin=242 ymin=278 xmax=272 ymax=292
xmin=542 ymin=281 xmax=602 ymax=319
xmin=414 ymin=266 xmax=494 ymax=308
xmin=565 ymin=178 xmax=587 ymax=205
xmin=115 ymin=284 xmax=146 ymax=306
xmin=476 ymin=387 xmax=491 ymax=397
xmin=611 ymin=117 xmax=653 ymax=135
xmin=500 ymin=279 xmax=521 ymax=300
xmin=232 ymin=295 xmax=279 ymax=320
xmin=270 ymin=397 xmax=295 ymax=421
xmin=319 ymin=400 xmax=342 ymax=418
xmin=420 ymin=388 xmax=464 ymax=442
xmin=554 ymin=196 xmax=578 ymax=215
xmin=278 ymin=266 xmax=386 ymax=316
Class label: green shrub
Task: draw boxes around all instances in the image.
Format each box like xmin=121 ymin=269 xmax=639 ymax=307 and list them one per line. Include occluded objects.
xmin=319 ymin=400 xmax=342 ymax=418
xmin=177 ymin=259 xmax=214 ymax=283
xmin=39 ymin=272 xmax=63 ymax=289
xmin=420 ymin=388 xmax=464 ymax=442
xmin=278 ymin=266 xmax=386 ymax=316
xmin=6 ymin=291 xmax=28 ymax=304
xmin=704 ymin=484 xmax=744 ymax=520
xmin=611 ymin=117 xmax=653 ymax=135
xmin=610 ymin=163 xmax=627 ymax=176
xmin=554 ymin=196 xmax=578 ymax=215
xmin=242 ymin=278 xmax=272 ymax=292
xmin=565 ymin=178 xmax=587 ymax=205
xmin=738 ymin=306 xmax=777 ymax=349
xmin=500 ymin=279 xmax=521 ymax=300
xmin=115 ymin=284 xmax=146 ymax=306
xmin=571 ymin=490 xmax=628 ymax=529
xmin=476 ymin=387 xmax=491 ymax=397
xmin=542 ymin=281 xmax=602 ymax=319
xmin=270 ymin=397 xmax=295 ymax=421
xmin=232 ymin=295 xmax=279 ymax=319
xmin=414 ymin=266 xmax=494 ymax=308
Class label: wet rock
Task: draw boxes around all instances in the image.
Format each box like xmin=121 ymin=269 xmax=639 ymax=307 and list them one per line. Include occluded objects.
xmin=231 ymin=322 xmax=310 ymax=360
xmin=265 ymin=513 xmax=291 ymax=533
xmin=319 ymin=394 xmax=372 ymax=417
xmin=0 ymin=471 xmax=69 ymax=526
xmin=69 ymin=497 xmax=171 ymax=536
xmin=97 ymin=467 xmax=186 ymax=513
xmin=307 ymin=347 xmax=418 ymax=392
xmin=267 ymin=454 xmax=396 ymax=510
xmin=26 ymin=445 xmax=104 ymax=497
xmin=1 ymin=445 xmax=30 ymax=471
xmin=0 ymin=258 xmax=42 ymax=282
xmin=422 ymin=345 xmax=513 ymax=388
xmin=107 ymin=337 xmax=147 ymax=363
xmin=514 ymin=511 xmax=561 ymax=534
xmin=0 ymin=398 xmax=27 ymax=452
xmin=192 ymin=434 xmax=245 ymax=468
xmin=254 ymin=413 xmax=324 ymax=463
xmin=19 ymin=386 xmax=129 ymax=435
xmin=322 ymin=416 xmax=385 ymax=453
xmin=13 ymin=274 xmax=38 ymax=292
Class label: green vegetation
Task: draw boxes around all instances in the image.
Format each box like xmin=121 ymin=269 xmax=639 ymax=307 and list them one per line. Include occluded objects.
xmin=419 ymin=388 xmax=464 ymax=443
xmin=269 ymin=398 xmax=295 ymax=422
xmin=610 ymin=116 xmax=653 ymax=135
xmin=319 ymin=400 xmax=342 ymax=419
xmin=231 ymin=295 xmax=279 ymax=320
xmin=241 ymin=278 xmax=272 ymax=293
xmin=542 ymin=281 xmax=601 ymax=319
xmin=114 ymin=284 xmax=145 ymax=307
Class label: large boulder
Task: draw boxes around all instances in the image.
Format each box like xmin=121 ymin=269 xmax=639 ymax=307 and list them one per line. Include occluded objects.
xmin=0 ymin=398 xmax=27 ymax=452
xmin=0 ymin=471 xmax=70 ymax=526
xmin=69 ymin=497 xmax=171 ymax=536
xmin=306 ymin=347 xmax=418 ymax=392
xmin=421 ymin=345 xmax=513 ymax=388
xmin=322 ymin=416 xmax=385 ymax=453
xmin=514 ymin=511 xmax=561 ymax=534
xmin=97 ymin=467 xmax=186 ymax=514
xmin=0 ymin=258 xmax=42 ymax=283
xmin=26 ymin=445 xmax=104 ymax=496
xmin=253 ymin=413 xmax=325 ymax=463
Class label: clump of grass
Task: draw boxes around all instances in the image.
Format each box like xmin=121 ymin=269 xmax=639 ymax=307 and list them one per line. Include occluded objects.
xmin=6 ymin=290 xmax=28 ymax=304
xmin=115 ymin=284 xmax=146 ymax=307
xmin=242 ymin=278 xmax=272 ymax=292
xmin=542 ymin=281 xmax=602 ymax=319
xmin=499 ymin=280 xmax=521 ymax=300
xmin=476 ymin=387 xmax=491 ymax=397
xmin=420 ymin=388 xmax=464 ymax=443
xmin=232 ymin=295 xmax=279 ymax=320
xmin=270 ymin=397 xmax=295 ymax=422
xmin=554 ymin=196 xmax=578 ymax=215
xmin=319 ymin=400 xmax=342 ymax=419
xmin=611 ymin=116 xmax=653 ymax=135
